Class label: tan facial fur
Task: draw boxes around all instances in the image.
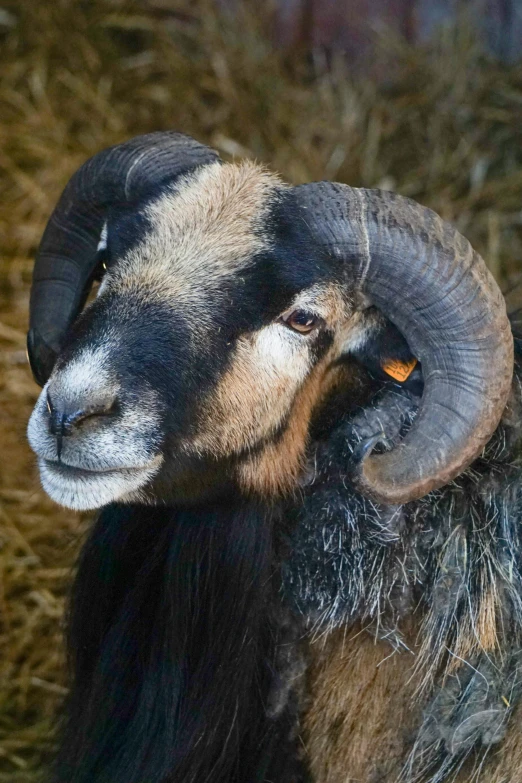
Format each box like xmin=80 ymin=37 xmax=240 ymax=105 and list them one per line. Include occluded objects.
xmin=185 ymin=284 xmax=355 ymax=496
xmin=106 ymin=160 xmax=283 ymax=319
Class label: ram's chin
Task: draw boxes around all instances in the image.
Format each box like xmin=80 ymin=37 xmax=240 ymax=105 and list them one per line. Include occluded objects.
xmin=38 ymin=458 xmax=163 ymax=511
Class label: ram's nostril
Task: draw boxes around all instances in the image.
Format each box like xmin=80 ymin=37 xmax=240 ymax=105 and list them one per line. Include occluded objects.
xmin=64 ymin=406 xmax=114 ymax=434
xmin=47 ymin=392 xmax=118 ymax=438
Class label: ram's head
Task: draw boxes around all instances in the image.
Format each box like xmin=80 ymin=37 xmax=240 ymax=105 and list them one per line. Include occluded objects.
xmin=27 ymin=133 xmax=513 ymax=510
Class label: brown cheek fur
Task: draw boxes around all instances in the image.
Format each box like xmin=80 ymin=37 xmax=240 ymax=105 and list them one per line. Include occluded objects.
xmin=185 ymin=340 xmax=300 ymax=461
xmin=237 ymin=355 xmax=342 ymax=497
xmin=186 ymin=341 xmax=348 ymax=498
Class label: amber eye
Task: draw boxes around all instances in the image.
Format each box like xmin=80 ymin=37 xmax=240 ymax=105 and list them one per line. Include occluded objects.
xmin=281 ymin=309 xmax=319 ymax=334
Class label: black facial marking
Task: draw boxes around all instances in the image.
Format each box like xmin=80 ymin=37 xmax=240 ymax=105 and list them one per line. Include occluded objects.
xmin=309 ymin=327 xmax=334 ymax=363
xmin=104 ymin=206 xmax=153 ymax=264
xmin=58 ymin=291 xmax=230 ymax=454
xmin=265 ymin=189 xmax=345 ymax=292
xmin=213 ymin=189 xmax=346 ymax=338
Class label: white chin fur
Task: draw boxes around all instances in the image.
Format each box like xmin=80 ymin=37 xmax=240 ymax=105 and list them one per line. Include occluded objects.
xmin=38 ymin=457 xmax=162 ymax=511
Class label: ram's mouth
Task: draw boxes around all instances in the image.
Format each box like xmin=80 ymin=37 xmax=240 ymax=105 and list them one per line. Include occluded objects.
xmin=42 ymin=458 xmax=160 ymax=480
xmin=38 ymin=455 xmax=164 ymax=511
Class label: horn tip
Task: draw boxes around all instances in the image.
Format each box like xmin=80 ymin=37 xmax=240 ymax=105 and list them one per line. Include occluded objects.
xmin=27 ymin=329 xmax=56 ymax=387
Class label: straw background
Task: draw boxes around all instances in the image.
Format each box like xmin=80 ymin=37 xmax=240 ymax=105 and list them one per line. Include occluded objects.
xmin=0 ymin=1 xmax=521 ymax=779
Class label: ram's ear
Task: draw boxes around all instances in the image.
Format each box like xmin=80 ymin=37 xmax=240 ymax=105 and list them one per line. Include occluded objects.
xmin=347 ymin=309 xmax=423 ymax=396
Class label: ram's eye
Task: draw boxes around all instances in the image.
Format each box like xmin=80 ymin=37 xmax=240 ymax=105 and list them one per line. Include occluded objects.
xmin=281 ymin=309 xmax=320 ymax=334
xmin=93 ymin=251 xmax=109 ymax=282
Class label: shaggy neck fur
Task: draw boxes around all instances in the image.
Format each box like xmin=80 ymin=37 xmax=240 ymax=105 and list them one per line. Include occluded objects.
xmin=55 ymin=499 xmax=307 ymax=783
xmin=283 ymin=348 xmax=522 ymax=782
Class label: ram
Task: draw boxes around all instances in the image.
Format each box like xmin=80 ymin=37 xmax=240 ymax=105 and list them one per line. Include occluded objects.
xmin=26 ymin=132 xmax=522 ymax=783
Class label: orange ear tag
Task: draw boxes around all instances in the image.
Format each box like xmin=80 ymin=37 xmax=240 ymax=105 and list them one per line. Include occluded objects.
xmin=381 ymin=357 xmax=418 ymax=382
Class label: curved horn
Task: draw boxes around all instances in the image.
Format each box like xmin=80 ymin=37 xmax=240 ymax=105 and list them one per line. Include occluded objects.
xmin=28 ymin=132 xmax=220 ymax=386
xmin=294 ymin=183 xmax=513 ymax=504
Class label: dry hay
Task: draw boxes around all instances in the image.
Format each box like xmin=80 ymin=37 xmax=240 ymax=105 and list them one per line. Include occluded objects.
xmin=0 ymin=1 xmax=521 ymax=779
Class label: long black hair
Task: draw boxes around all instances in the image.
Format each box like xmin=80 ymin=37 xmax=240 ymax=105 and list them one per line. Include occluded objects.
xmin=54 ymin=499 xmax=305 ymax=783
